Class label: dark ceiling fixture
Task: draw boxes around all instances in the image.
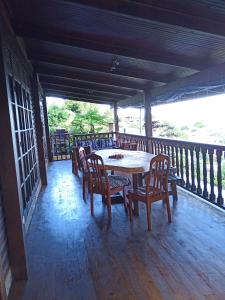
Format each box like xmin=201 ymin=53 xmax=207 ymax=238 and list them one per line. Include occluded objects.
xmin=110 ymin=56 xmax=120 ymax=72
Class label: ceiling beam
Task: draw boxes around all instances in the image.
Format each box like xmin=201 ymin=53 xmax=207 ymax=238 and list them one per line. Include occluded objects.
xmin=36 ymin=64 xmax=144 ymax=91
xmin=45 ymin=91 xmax=114 ymax=104
xmin=42 ymin=83 xmax=130 ymax=99
xmin=39 ymin=75 xmax=137 ymax=96
xmin=15 ymin=23 xmax=202 ymax=70
xmin=31 ymin=53 xmax=170 ymax=83
xmin=43 ymin=85 xmax=124 ymax=101
xmin=63 ymin=0 xmax=225 ymax=38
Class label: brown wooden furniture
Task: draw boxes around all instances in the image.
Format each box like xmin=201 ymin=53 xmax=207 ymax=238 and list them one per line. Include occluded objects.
xmin=127 ymin=154 xmax=171 ymax=231
xmin=86 ymin=153 xmax=130 ymax=220
xmin=79 ymin=147 xmax=90 ymax=200
xmin=120 ymin=141 xmax=138 ymax=150
xmin=95 ymin=149 xmax=155 ymax=215
xmin=71 ymin=146 xmax=79 ymax=175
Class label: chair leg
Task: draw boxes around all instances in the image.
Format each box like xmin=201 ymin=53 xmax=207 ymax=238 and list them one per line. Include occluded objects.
xmin=106 ymin=194 xmax=112 ymax=220
xmin=128 ymin=198 xmax=133 ymax=222
xmin=90 ymin=191 xmax=94 ymax=216
xmin=165 ymin=196 xmax=172 ymax=223
xmin=82 ymin=177 xmax=86 ymax=200
xmin=123 ymin=187 xmax=127 ymax=212
xmin=171 ymin=181 xmax=178 ymax=201
xmin=146 ymin=200 xmax=152 ymax=231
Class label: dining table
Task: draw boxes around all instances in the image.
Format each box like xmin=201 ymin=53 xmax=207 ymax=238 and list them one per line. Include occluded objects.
xmin=95 ymin=149 xmax=155 ymax=214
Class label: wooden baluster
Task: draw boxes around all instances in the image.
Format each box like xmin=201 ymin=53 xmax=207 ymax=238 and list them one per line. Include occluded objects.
xmin=190 ymin=146 xmax=196 ymax=191
xmin=185 ymin=147 xmax=191 ymax=189
xmin=180 ymin=147 xmax=185 ymax=186
xmin=202 ymin=148 xmax=209 ymax=199
xmin=175 ymin=146 xmax=179 ymax=176
xmin=167 ymin=145 xmax=171 ymax=163
xmin=216 ymin=149 xmax=223 ymax=206
xmin=208 ymin=148 xmax=215 ymax=202
xmin=171 ymin=146 xmax=175 ymax=167
xmin=163 ymin=144 xmax=167 ymax=155
xmin=195 ymin=146 xmax=202 ymax=195
xmin=156 ymin=143 xmax=159 ymax=155
xmin=152 ymin=142 xmax=157 ymax=154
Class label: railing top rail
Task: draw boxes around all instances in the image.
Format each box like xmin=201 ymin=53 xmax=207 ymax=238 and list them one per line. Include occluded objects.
xmin=150 ymin=136 xmax=225 ymax=151
xmin=50 ymin=132 xmax=115 ymax=137
xmin=116 ymin=132 xmax=148 ymax=139
xmin=117 ymin=132 xmax=225 ymax=151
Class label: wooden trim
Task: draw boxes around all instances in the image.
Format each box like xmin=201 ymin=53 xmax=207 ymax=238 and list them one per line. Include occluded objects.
xmin=64 ymin=0 xmax=225 ymax=39
xmin=144 ymin=89 xmax=152 ymax=152
xmin=113 ymin=103 xmax=119 ymax=132
xmin=42 ymin=95 xmax=52 ymax=162
xmin=33 ymin=57 xmax=170 ymax=83
xmin=32 ymin=73 xmax=47 ymax=185
xmin=16 ymin=23 xmax=200 ymax=70
xmin=42 ymin=83 xmax=131 ymax=99
xmin=35 ymin=65 xmax=145 ymax=90
xmin=0 ymin=26 xmax=27 ymax=282
xmin=39 ymin=75 xmax=136 ymax=97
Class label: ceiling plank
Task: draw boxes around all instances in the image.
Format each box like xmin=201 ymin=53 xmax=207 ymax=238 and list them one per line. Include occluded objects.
xmin=42 ymin=83 xmax=130 ymax=99
xmin=15 ymin=23 xmax=202 ymax=70
xmin=31 ymin=53 xmax=170 ymax=83
xmin=45 ymin=88 xmax=118 ymax=102
xmin=45 ymin=90 xmax=115 ymax=104
xmin=36 ymin=65 xmax=144 ymax=91
xmin=63 ymin=0 xmax=225 ymax=38
xmin=39 ymin=74 xmax=138 ymax=96
xmin=43 ymin=85 xmax=125 ymax=102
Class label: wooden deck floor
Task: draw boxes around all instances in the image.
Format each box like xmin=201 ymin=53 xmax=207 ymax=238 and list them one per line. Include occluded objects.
xmin=9 ymin=160 xmax=225 ymax=300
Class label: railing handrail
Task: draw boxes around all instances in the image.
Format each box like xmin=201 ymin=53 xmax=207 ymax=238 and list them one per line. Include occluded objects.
xmin=50 ymin=132 xmax=115 ymax=137
xmin=117 ymin=132 xmax=225 ymax=151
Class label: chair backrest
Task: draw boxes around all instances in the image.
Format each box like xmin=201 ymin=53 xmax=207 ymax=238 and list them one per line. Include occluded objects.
xmin=79 ymin=147 xmax=88 ymax=173
xmin=86 ymin=153 xmax=109 ymax=193
xmin=129 ymin=143 xmax=138 ymax=150
xmin=146 ymin=154 xmax=170 ymax=196
xmin=78 ymin=146 xmax=92 ymax=173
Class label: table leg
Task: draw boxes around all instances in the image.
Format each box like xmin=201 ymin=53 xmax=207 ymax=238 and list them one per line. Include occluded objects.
xmin=132 ymin=173 xmax=139 ymax=216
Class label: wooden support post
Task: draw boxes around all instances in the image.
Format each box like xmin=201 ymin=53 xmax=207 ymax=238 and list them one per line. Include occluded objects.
xmin=144 ymin=89 xmax=153 ymax=152
xmin=32 ymin=73 xmax=47 ymax=185
xmin=42 ymin=94 xmax=52 ymax=162
xmin=114 ymin=102 xmax=119 ymax=133
xmin=0 ymin=32 xmax=27 ymax=283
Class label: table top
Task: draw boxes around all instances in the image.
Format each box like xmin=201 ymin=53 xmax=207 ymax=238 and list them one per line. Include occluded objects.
xmin=95 ymin=149 xmax=155 ymax=174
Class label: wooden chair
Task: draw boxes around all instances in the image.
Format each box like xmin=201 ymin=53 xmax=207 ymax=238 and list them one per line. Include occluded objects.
xmin=86 ymin=153 xmax=130 ymax=220
xmin=79 ymin=147 xmax=91 ymax=200
xmin=127 ymin=154 xmax=171 ymax=231
xmin=71 ymin=146 xmax=79 ymax=175
xmin=129 ymin=142 xmax=138 ymax=150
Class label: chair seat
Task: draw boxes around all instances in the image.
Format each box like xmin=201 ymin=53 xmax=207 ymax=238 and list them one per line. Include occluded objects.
xmin=93 ymin=175 xmax=130 ymax=190
xmin=127 ymin=186 xmax=165 ymax=200
xmin=108 ymin=175 xmax=130 ymax=189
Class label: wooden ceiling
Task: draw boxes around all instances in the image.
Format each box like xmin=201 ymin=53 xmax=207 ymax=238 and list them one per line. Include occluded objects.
xmin=6 ymin=0 xmax=225 ymax=106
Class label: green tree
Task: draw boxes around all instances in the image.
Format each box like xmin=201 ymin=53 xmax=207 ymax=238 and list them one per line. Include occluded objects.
xmin=64 ymin=100 xmax=81 ymax=113
xmin=71 ymin=108 xmax=110 ymax=133
xmin=193 ymin=121 xmax=205 ymax=128
xmin=48 ymin=105 xmax=69 ymax=132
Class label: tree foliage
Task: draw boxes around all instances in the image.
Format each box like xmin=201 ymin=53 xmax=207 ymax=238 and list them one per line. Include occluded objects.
xmin=48 ymin=105 xmax=69 ymax=132
xmin=47 ymin=100 xmax=112 ymax=134
xmin=64 ymin=100 xmax=81 ymax=113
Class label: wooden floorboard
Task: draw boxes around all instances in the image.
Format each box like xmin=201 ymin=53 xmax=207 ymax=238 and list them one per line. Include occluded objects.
xmin=9 ymin=160 xmax=225 ymax=300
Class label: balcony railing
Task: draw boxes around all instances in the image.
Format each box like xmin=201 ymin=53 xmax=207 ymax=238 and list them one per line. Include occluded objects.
xmin=118 ymin=133 xmax=225 ymax=209
xmin=50 ymin=131 xmax=225 ymax=209
xmin=50 ymin=132 xmax=115 ymax=160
